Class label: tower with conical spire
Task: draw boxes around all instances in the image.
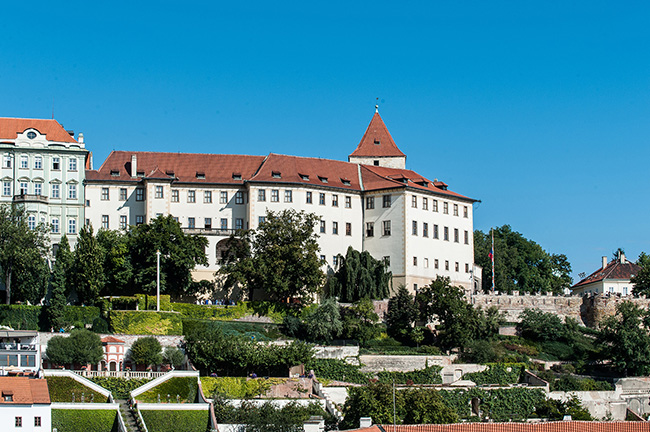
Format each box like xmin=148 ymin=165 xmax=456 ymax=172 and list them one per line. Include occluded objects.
xmin=348 ymin=106 xmax=406 ymax=169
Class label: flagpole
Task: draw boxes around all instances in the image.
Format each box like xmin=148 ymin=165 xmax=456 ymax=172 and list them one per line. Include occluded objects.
xmin=491 ymin=228 xmax=495 ymax=292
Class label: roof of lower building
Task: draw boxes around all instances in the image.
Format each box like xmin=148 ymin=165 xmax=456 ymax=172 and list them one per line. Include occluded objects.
xmin=101 ymin=336 xmax=125 ymax=344
xmin=572 ymin=257 xmax=640 ymax=289
xmin=349 ymin=111 xmax=406 ymax=158
xmin=0 ymin=377 xmax=50 ymax=405
xmin=341 ymin=423 xmax=649 ymax=432
xmin=0 ymin=117 xmax=77 ymax=143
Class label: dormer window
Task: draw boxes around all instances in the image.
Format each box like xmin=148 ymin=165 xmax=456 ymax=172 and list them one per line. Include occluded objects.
xmin=299 ymin=174 xmax=309 ymax=181
xmin=27 ymin=131 xmax=36 ymax=139
xmin=374 ymin=139 xmax=380 ymax=145
xmin=2 ymin=391 xmax=13 ymax=401
xmin=166 ymin=170 xmax=175 ymax=177
xmin=196 ymin=172 xmax=205 ymax=179
xmin=272 ymin=171 xmax=281 ymax=179
xmin=373 ymin=160 xmax=379 ymax=166
xmin=110 ymin=170 xmax=120 ymax=177
xmin=137 ymin=171 xmax=145 ymax=178
xmin=341 ymin=178 xmax=351 ymax=186
xmin=318 ymin=176 xmax=328 ymax=184
xmin=232 ymin=173 xmax=242 ymax=180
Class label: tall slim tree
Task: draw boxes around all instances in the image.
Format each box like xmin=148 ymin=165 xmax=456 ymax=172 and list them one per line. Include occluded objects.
xmin=386 ymin=285 xmax=419 ymax=342
xmin=71 ymin=225 xmax=104 ymax=305
xmin=96 ymin=229 xmax=133 ymax=295
xmin=0 ymin=204 xmax=49 ymax=304
xmin=47 ymin=235 xmax=72 ymax=330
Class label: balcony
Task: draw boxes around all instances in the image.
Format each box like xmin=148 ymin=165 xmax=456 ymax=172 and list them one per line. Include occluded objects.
xmin=182 ymin=227 xmax=239 ymax=236
xmin=13 ymin=194 xmax=48 ymax=204
xmin=0 ymin=343 xmax=36 ymax=352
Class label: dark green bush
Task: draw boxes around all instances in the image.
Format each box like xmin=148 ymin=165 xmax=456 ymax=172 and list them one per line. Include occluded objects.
xmin=136 ymin=377 xmax=198 ymax=403
xmin=109 ymin=296 xmax=138 ymax=310
xmin=0 ymin=305 xmax=41 ymax=330
xmin=52 ymin=409 xmax=119 ymax=432
xmin=65 ymin=306 xmax=101 ymax=326
xmin=462 ymin=363 xmax=525 ymax=385
xmin=140 ymin=410 xmax=209 ymax=432
xmin=92 ymin=317 xmax=110 ymax=333
xmin=47 ymin=377 xmax=109 ymax=403
xmin=440 ymin=387 xmax=546 ymax=421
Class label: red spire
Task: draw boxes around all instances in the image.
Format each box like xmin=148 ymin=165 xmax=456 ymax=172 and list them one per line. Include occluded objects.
xmin=349 ymin=112 xmax=405 ymax=158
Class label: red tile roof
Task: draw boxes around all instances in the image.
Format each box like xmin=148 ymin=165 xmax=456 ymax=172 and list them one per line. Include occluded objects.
xmin=0 ymin=377 xmax=50 ymax=404
xmin=0 ymin=117 xmax=77 ymax=143
xmin=101 ymin=336 xmax=125 ymax=344
xmin=371 ymin=423 xmax=648 ymax=432
xmin=572 ymin=258 xmax=641 ymax=288
xmin=350 ymin=112 xmax=406 ymax=158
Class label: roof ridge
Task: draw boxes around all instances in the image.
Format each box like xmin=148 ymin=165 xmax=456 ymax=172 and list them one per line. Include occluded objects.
xmin=350 ymin=112 xmax=406 ymax=158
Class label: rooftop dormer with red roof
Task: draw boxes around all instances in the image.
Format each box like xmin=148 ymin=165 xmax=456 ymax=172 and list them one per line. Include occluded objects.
xmin=349 ymin=107 xmax=406 ymax=169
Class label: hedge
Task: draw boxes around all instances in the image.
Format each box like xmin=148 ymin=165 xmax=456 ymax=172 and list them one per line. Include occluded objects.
xmin=462 ymin=363 xmax=525 ymax=385
xmin=181 ymin=318 xmax=283 ymax=341
xmin=439 ymin=387 xmax=546 ymax=421
xmin=47 ymin=376 xmax=109 ymax=403
xmin=377 ymin=365 xmax=443 ymax=385
xmin=172 ymin=301 xmax=287 ymax=323
xmin=109 ymin=311 xmax=182 ymax=335
xmin=200 ymin=377 xmax=288 ymax=399
xmin=52 ymin=409 xmax=119 ymax=432
xmin=65 ymin=306 xmax=101 ymax=326
xmin=140 ymin=409 xmax=209 ymax=432
xmin=136 ymin=377 xmax=198 ymax=403
xmin=0 ymin=305 xmax=41 ymax=330
xmin=136 ymin=294 xmax=172 ymax=311
xmin=305 ymin=359 xmax=373 ymax=384
xmin=89 ymin=377 xmax=152 ymax=399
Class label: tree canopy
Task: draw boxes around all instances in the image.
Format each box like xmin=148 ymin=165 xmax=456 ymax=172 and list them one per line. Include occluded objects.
xmin=386 ymin=285 xmax=419 ymax=343
xmin=71 ymin=225 xmax=105 ymax=305
xmin=47 ymin=235 xmax=72 ymax=330
xmin=631 ymin=252 xmax=650 ymax=297
xmin=474 ymin=225 xmax=572 ymax=294
xmin=326 ymin=246 xmax=391 ymax=302
xmin=45 ymin=329 xmax=104 ymax=366
xmin=218 ymin=209 xmax=324 ymax=303
xmin=130 ymin=336 xmax=163 ymax=367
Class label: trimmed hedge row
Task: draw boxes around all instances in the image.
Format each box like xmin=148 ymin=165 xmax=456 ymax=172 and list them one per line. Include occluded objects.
xmin=200 ymin=377 xmax=287 ymax=399
xmin=52 ymin=409 xmax=119 ymax=432
xmin=109 ymin=311 xmax=183 ymax=335
xmin=136 ymin=294 xmax=172 ymax=311
xmin=377 ymin=365 xmax=443 ymax=385
xmin=136 ymin=377 xmax=198 ymax=403
xmin=0 ymin=305 xmax=101 ymax=331
xmin=47 ymin=376 xmax=109 ymax=403
xmin=140 ymin=410 xmax=210 ymax=432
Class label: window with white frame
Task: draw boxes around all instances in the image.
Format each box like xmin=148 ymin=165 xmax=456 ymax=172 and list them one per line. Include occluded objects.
xmin=51 ymin=218 xmax=59 ymax=234
xmin=319 ymin=193 xmax=325 ymax=205
xmin=412 ymin=220 xmax=418 ymax=235
xmin=20 ymin=155 xmax=28 ymax=169
xmin=454 ymin=228 xmax=459 ymax=243
xmin=51 ymin=184 xmax=60 ymax=198
xmin=258 ymin=189 xmax=266 ymax=202
xmin=52 ymin=157 xmax=60 ymax=170
xmin=346 ymin=222 xmax=351 ymax=236
xmin=424 ymin=258 xmax=429 ymax=268
xmin=120 ymin=215 xmax=127 ymax=230
xmin=412 ymin=195 xmax=417 ymax=208
xmin=68 ymin=218 xmax=77 ymax=234
xmin=464 ymin=206 xmax=469 ymax=218
xmin=136 ymin=215 xmax=144 ymax=225
xmin=464 ymin=230 xmax=469 ymax=244
xmin=136 ymin=188 xmax=145 ymax=201
xmin=433 ymin=199 xmax=438 ymax=212
xmin=2 ymin=181 xmax=9 ymax=196
xmin=453 ymin=204 xmax=459 ymax=216
xmin=444 ymin=226 xmax=449 ymax=241
xmin=382 ymin=194 xmax=391 ymax=208
xmin=235 ymin=191 xmax=244 ymax=204
xmin=15 ymin=416 xmax=22 ymax=427
xmin=284 ymin=190 xmax=292 ymax=203
xmin=319 ymin=220 xmax=326 ymax=233
xmin=34 ymin=183 xmax=42 ymax=196
xmin=204 ymin=190 xmax=212 ymax=203
xmin=3 ymin=155 xmax=11 ymax=168
xmin=235 ymin=218 xmax=244 ymax=230
xmin=306 ymin=191 xmax=312 ymax=204
xmin=434 ymin=259 xmax=439 ymax=269
xmin=383 ymin=220 xmax=391 ymax=236
xmin=34 ymin=416 xmax=41 ymax=427
xmin=102 ymin=215 xmax=109 ymax=229
xmin=68 ymin=184 xmax=77 ymax=199
xmin=187 ymin=190 xmax=195 ymax=203
xmin=34 ymin=156 xmax=42 ymax=169
xmin=366 ymin=222 xmax=374 ymax=237
xmin=101 ymin=187 xmax=110 ymax=200
xmin=271 ymin=189 xmax=279 ymax=202
xmin=69 ymin=157 xmax=77 ymax=171
xmin=155 ymin=186 xmax=163 ymax=199
xmin=423 ymin=222 xmax=429 ymax=237
xmin=332 ymin=221 xmax=338 ymax=235
xmin=20 ymin=182 xmax=28 ymax=194
xmin=423 ymin=198 xmax=428 ymax=210
xmin=366 ymin=196 xmax=375 ymax=209
xmin=220 ymin=191 xmax=228 ymax=204
xmin=455 ymin=262 xmax=459 ymax=272
xmin=345 ymin=196 xmax=351 ymax=208
xmin=443 ymin=202 xmax=448 ymax=214
xmin=445 ymin=260 xmax=449 ymax=270
xmin=465 ymin=263 xmax=470 ymax=273
xmin=332 ymin=194 xmax=338 ymax=207
xmin=120 ymin=188 xmax=128 ymax=201
xmin=28 ymin=215 xmax=36 ymax=230
xmin=220 ymin=218 xmax=228 ymax=230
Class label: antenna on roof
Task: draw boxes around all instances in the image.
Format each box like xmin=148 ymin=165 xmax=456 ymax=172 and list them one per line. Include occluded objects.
xmin=375 ymin=97 xmax=379 ymax=113
xmin=51 ymin=98 xmax=54 ymax=120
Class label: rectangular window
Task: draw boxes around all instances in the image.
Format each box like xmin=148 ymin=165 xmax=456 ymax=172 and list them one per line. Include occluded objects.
xmin=333 ymin=255 xmax=339 ymax=268
xmin=186 ymin=190 xmax=195 ymax=203
xmin=383 ymin=256 xmax=390 ymax=267
xmin=332 ymin=194 xmax=339 ymax=207
xmin=120 ymin=215 xmax=127 ymax=229
xmin=68 ymin=219 xmax=76 ymax=234
xmin=434 ymin=259 xmax=439 ymax=269
xmin=2 ymin=181 xmax=9 ymax=196
xmin=34 ymin=416 xmax=41 ymax=427
xmin=204 ymin=191 xmax=212 ymax=203
xmin=345 ymin=196 xmax=352 ymax=208
xmin=423 ymin=222 xmax=429 ymax=237
xmin=284 ymin=190 xmax=292 ymax=203
xmin=424 ymin=258 xmax=429 ymax=268
xmin=422 ymin=198 xmax=428 ymax=210
xmin=34 ymin=183 xmax=42 ymax=196
xmin=455 ymin=262 xmax=459 ymax=272
xmin=205 ymin=217 xmax=212 ymax=229
xmin=320 ymin=255 xmax=326 ymax=263
xmin=136 ymin=188 xmax=145 ymax=201
xmin=20 ymin=155 xmax=28 ymax=168
xmin=136 ymin=215 xmax=144 ymax=225
xmin=433 ymin=200 xmax=438 ymax=212
xmin=319 ymin=193 xmax=326 ymax=205
xmin=34 ymin=156 xmax=42 ymax=169
xmin=366 ymin=222 xmax=374 ymax=237
xmin=68 ymin=184 xmax=77 ymax=199
xmin=413 ymin=256 xmax=418 ymax=266
xmin=412 ymin=220 xmax=418 ymax=235
xmin=345 ymin=222 xmax=351 ymax=236
xmin=52 ymin=157 xmax=60 ymax=170
xmin=271 ymin=189 xmax=279 ymax=202
xmin=15 ymin=416 xmax=22 ymax=427
xmin=120 ymin=188 xmax=128 ymax=201
xmin=306 ymin=191 xmax=312 ymax=204
xmin=101 ymin=215 xmax=109 ymax=229
xmin=28 ymin=215 xmax=36 ymax=230
xmin=454 ymin=228 xmax=459 ymax=243
xmin=235 ymin=218 xmax=244 ymax=230
xmin=235 ymin=191 xmax=244 ymax=204
xmin=383 ymin=220 xmax=391 ymax=236
xmin=3 ymin=154 xmax=11 ymax=168
xmin=366 ymin=197 xmax=375 ymax=209
xmin=464 ymin=230 xmax=469 ymax=245
xmin=51 ymin=184 xmax=60 ymax=198
xmin=465 ymin=263 xmax=470 ymax=273
xmin=412 ymin=195 xmax=417 ymax=208
xmin=382 ymin=194 xmax=392 ymax=208
xmin=444 ymin=226 xmax=449 ymax=241
xmin=445 ymin=260 xmax=449 ymax=271
xmin=20 ymin=182 xmax=28 ymax=194
xmin=453 ymin=204 xmax=459 ymax=216
xmin=188 ymin=217 xmax=195 ymax=228
xmin=101 ymin=187 xmax=110 ymax=200
xmin=258 ymin=189 xmax=266 ymax=202
xmin=464 ymin=206 xmax=469 ymax=218
xmin=443 ymin=202 xmax=449 ymax=214
xmin=319 ymin=220 xmax=326 ymax=233
xmin=220 ymin=191 xmax=228 ymax=204
xmin=51 ymin=218 xmax=59 ymax=234
xmin=332 ymin=221 xmax=338 ymax=235
xmin=221 ymin=218 xmax=228 ymax=230
xmin=69 ymin=158 xmax=77 ymax=171
xmin=258 ymin=216 xmax=266 ymax=225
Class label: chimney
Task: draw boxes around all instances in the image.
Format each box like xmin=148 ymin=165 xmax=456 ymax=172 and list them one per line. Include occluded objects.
xmin=131 ymin=154 xmax=137 ymax=178
xmin=78 ymin=132 xmax=84 ymax=144
xmin=360 ymin=417 xmax=373 ymax=428
xmin=303 ymin=416 xmax=324 ymax=432
xmin=621 ymin=253 xmax=626 ymax=264
xmin=602 ymin=256 xmax=607 ymax=269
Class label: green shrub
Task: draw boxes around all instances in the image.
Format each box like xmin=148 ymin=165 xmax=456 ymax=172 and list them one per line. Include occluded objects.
xmin=52 ymin=409 xmax=119 ymax=432
xmin=462 ymin=363 xmax=525 ymax=385
xmin=305 ymin=359 xmax=372 ymax=384
xmin=440 ymin=387 xmax=546 ymax=421
xmin=0 ymin=305 xmax=41 ymax=330
xmin=377 ymin=366 xmax=443 ymax=385
xmin=181 ymin=318 xmax=283 ymax=341
xmin=89 ymin=377 xmax=152 ymax=399
xmin=136 ymin=294 xmax=172 ymax=311
xmin=172 ymin=301 xmax=287 ymax=324
xmin=65 ymin=306 xmax=101 ymax=326
xmin=140 ymin=410 xmax=209 ymax=432
xmin=92 ymin=317 xmax=110 ymax=333
xmin=136 ymin=377 xmax=198 ymax=403
xmin=109 ymin=311 xmax=182 ymax=335
xmin=47 ymin=377 xmax=109 ymax=403
xmin=200 ymin=377 xmax=286 ymax=398
xmin=109 ymin=296 xmax=138 ymax=310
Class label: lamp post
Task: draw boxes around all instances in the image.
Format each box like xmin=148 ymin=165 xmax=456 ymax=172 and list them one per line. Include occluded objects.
xmin=156 ymin=249 xmax=161 ymax=312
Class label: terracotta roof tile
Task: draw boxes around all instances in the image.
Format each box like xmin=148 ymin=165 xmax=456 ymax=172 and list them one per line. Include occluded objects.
xmin=0 ymin=377 xmax=50 ymax=404
xmin=350 ymin=112 xmax=406 ymax=158
xmin=572 ymin=259 xmax=641 ymax=289
xmin=374 ymin=422 xmax=647 ymax=432
xmin=101 ymin=336 xmax=125 ymax=344
xmin=0 ymin=117 xmax=77 ymax=143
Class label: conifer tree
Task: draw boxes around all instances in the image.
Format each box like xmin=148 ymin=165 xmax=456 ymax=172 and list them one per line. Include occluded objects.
xmin=71 ymin=225 xmax=104 ymax=305
xmin=47 ymin=236 xmax=72 ymax=330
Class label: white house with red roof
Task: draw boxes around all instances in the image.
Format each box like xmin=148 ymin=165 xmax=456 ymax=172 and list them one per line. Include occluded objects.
xmin=84 ymin=110 xmax=478 ymax=294
xmin=571 ymin=252 xmax=640 ymax=296
xmin=0 ymin=377 xmax=51 ymax=431
xmin=0 ymin=118 xmax=88 ymax=251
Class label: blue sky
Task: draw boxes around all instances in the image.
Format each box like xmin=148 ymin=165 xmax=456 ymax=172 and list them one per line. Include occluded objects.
xmin=2 ymin=1 xmax=649 ymax=281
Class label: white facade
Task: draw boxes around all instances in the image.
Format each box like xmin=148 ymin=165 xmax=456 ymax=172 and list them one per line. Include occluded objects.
xmin=0 ymin=403 xmax=51 ymax=431
xmin=572 ymin=253 xmax=638 ymax=296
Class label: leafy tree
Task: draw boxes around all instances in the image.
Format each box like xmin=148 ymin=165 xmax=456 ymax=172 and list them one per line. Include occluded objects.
xmin=128 ymin=215 xmax=208 ymax=298
xmin=341 ymin=381 xmax=399 ymax=429
xmin=535 ymin=395 xmax=592 ymax=420
xmin=327 ymin=246 xmax=391 ymax=301
xmin=631 ymin=252 xmax=650 ymax=297
xmin=46 ymin=236 xmax=72 ymax=330
xmin=45 ymin=335 xmax=72 ymax=365
xmin=130 ymin=336 xmax=163 ymax=368
xmin=341 ymin=298 xmax=381 ymax=345
xmin=68 ymin=329 xmax=104 ymax=365
xmin=219 ymin=209 xmax=324 ymax=303
xmin=386 ymin=285 xmax=419 ymax=343
xmin=0 ymin=204 xmax=49 ymax=304
xmin=162 ymin=346 xmax=185 ymax=369
xmin=516 ymin=308 xmax=564 ymax=342
xmin=304 ymin=298 xmax=343 ymax=343
xmin=402 ymin=388 xmax=458 ymax=424
xmin=96 ymin=229 xmax=133 ymax=295
xmin=598 ymin=301 xmax=650 ymax=376
xmin=71 ymin=225 xmax=104 ymax=305
xmin=474 ymin=225 xmax=572 ymax=293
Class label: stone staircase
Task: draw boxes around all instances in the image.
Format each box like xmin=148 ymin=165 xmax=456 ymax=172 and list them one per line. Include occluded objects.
xmin=117 ymin=399 xmax=143 ymax=432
